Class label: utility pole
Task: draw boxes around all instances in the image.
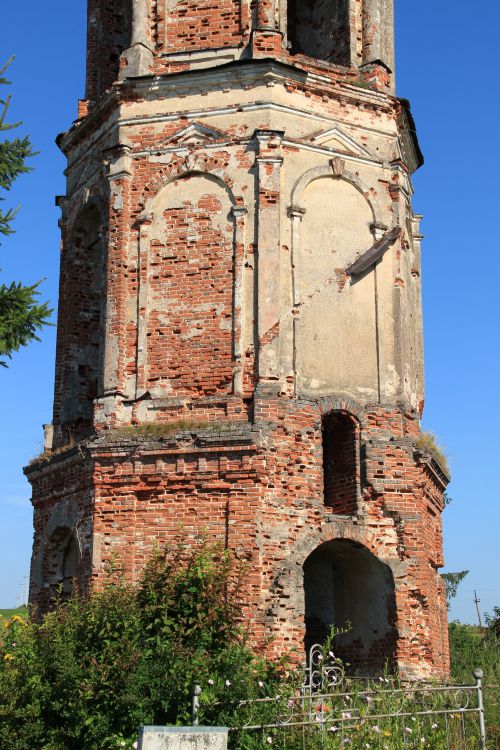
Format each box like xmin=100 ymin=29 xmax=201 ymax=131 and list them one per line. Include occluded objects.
xmin=474 ymin=590 xmax=483 ymax=628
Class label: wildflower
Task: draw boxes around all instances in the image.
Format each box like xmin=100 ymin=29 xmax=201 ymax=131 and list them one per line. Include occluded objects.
xmin=120 ymin=742 xmax=126 ymax=747
xmin=258 ymin=680 xmax=264 ymax=688
xmin=342 ymin=712 xmax=352 ymax=720
xmin=342 ymin=738 xmax=351 ymax=745
xmin=328 ymin=650 xmax=334 ymax=658
xmin=421 ymin=739 xmax=426 ymax=745
xmin=372 ymin=726 xmax=381 ymax=734
xmin=12 ymin=615 xmax=23 ymax=623
xmin=317 ymin=654 xmax=323 ymax=661
xmin=2 ymin=621 xmax=10 ymax=629
xmin=365 ymin=744 xmax=371 ymax=748
xmin=4 ymin=654 xmax=13 ymax=661
xmin=266 ymin=737 xmax=272 ymax=745
xmin=208 ymin=679 xmax=214 ymax=685
xmin=431 ymin=723 xmax=438 ymax=730
xmin=405 ymin=727 xmax=412 ymax=735
xmin=225 ymin=680 xmax=231 ymax=687
xmin=365 ymin=695 xmax=373 ymax=704
xmin=379 ymin=676 xmax=384 ymax=683
xmin=133 ymin=744 xmax=138 ymax=749
xmin=411 ymin=717 xmax=416 ymax=722
xmin=328 ymin=726 xmax=339 ymax=733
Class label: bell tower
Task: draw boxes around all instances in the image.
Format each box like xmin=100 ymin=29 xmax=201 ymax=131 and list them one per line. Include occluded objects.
xmin=26 ymin=0 xmax=450 ymax=677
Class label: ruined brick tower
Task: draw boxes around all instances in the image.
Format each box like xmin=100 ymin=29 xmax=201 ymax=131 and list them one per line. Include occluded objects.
xmin=26 ymin=0 xmax=450 ymax=677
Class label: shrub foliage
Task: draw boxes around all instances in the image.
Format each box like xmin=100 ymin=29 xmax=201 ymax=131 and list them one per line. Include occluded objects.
xmin=0 ymin=540 xmax=287 ymax=750
xmin=1 ymin=539 xmax=499 ymax=750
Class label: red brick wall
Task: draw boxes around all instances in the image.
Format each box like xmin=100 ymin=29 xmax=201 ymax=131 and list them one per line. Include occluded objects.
xmin=27 ymin=400 xmax=449 ymax=677
xmin=146 ymin=176 xmax=235 ymax=397
xmin=164 ymin=0 xmax=243 ymax=53
xmin=85 ymin=0 xmax=131 ymax=100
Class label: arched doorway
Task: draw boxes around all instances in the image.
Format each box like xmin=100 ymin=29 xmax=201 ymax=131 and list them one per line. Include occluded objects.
xmin=303 ymin=540 xmax=397 ymax=673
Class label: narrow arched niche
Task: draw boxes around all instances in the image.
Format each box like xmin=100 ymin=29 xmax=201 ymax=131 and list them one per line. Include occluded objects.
xmin=287 ymin=0 xmax=351 ymax=65
xmin=43 ymin=528 xmax=81 ymax=605
xmin=322 ymin=411 xmax=359 ymax=514
xmin=59 ymin=203 xmax=105 ymax=442
xmin=303 ymin=540 xmax=397 ymax=674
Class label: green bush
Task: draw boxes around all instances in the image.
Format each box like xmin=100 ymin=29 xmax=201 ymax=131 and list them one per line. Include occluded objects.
xmin=1 ymin=542 xmax=498 ymax=750
xmin=0 ymin=540 xmax=288 ymax=750
xmin=448 ymin=618 xmax=500 ymax=745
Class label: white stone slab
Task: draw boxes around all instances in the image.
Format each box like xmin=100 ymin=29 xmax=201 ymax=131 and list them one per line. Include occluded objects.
xmin=138 ymin=726 xmax=229 ymax=750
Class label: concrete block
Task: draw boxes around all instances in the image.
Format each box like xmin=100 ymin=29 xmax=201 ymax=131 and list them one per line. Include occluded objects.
xmin=138 ymin=727 xmax=229 ymax=750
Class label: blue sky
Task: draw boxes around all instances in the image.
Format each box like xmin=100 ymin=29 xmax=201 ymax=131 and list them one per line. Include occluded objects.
xmin=1 ymin=1 xmax=499 ymax=623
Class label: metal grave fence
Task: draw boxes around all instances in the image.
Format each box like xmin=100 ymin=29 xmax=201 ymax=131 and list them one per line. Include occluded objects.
xmin=192 ymin=644 xmax=491 ymax=750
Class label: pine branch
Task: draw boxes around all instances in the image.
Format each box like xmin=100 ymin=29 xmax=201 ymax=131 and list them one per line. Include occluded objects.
xmin=0 ymin=280 xmax=53 ymax=366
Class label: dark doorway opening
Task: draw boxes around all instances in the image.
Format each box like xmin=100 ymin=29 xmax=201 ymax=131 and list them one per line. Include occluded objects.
xmin=303 ymin=540 xmax=397 ymax=673
xmin=287 ymin=0 xmax=351 ymax=65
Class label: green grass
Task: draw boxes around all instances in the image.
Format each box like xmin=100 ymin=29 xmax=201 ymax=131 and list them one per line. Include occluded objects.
xmin=0 ymin=607 xmax=28 ymax=621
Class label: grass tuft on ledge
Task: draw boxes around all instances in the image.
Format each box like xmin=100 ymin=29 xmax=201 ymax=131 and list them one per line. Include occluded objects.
xmin=415 ymin=431 xmax=450 ymax=476
xmin=110 ymin=420 xmax=241 ymax=441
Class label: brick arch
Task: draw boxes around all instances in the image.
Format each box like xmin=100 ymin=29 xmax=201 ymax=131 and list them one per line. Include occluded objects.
xmin=265 ymin=522 xmax=401 ymax=671
xmin=138 ymin=154 xmax=240 ymax=212
xmin=316 ymin=394 xmax=367 ymax=425
xmin=66 ymin=190 xmax=107 ymax=240
xmin=290 ymin=519 xmax=382 ymax=563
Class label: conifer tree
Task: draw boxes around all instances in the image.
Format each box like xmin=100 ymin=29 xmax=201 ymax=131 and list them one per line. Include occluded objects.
xmin=0 ymin=57 xmax=52 ymax=366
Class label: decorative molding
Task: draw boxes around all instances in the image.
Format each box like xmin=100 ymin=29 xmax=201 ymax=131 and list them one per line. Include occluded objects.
xmin=309 ymin=126 xmax=373 ymax=157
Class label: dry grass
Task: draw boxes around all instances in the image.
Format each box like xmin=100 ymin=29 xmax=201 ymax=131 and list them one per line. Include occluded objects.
xmin=110 ymin=420 xmax=240 ymax=441
xmin=416 ymin=431 xmax=450 ymax=475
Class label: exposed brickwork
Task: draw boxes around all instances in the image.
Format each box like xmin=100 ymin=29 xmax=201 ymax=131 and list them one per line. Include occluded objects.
xmin=165 ymin=0 xmax=243 ymax=53
xmin=27 ymin=0 xmax=449 ymax=680
xmin=85 ymin=0 xmax=131 ymax=101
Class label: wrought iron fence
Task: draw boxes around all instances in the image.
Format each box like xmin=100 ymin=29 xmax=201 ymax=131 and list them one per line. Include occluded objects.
xmin=192 ymin=644 xmax=492 ymax=750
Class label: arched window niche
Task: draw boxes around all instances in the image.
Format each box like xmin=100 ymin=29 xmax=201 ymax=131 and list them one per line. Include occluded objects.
xmin=322 ymin=410 xmax=360 ymax=515
xmin=43 ymin=528 xmax=81 ymax=606
xmin=303 ymin=540 xmax=397 ymax=674
xmin=59 ymin=202 xmax=105 ymax=443
xmin=287 ymin=0 xmax=351 ymax=66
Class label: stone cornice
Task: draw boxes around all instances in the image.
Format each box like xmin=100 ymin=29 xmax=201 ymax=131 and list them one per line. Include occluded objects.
xmin=58 ymin=58 xmax=396 ymax=158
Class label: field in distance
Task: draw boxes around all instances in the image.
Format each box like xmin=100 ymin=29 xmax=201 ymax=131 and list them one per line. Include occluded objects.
xmin=0 ymin=606 xmax=28 ymax=620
